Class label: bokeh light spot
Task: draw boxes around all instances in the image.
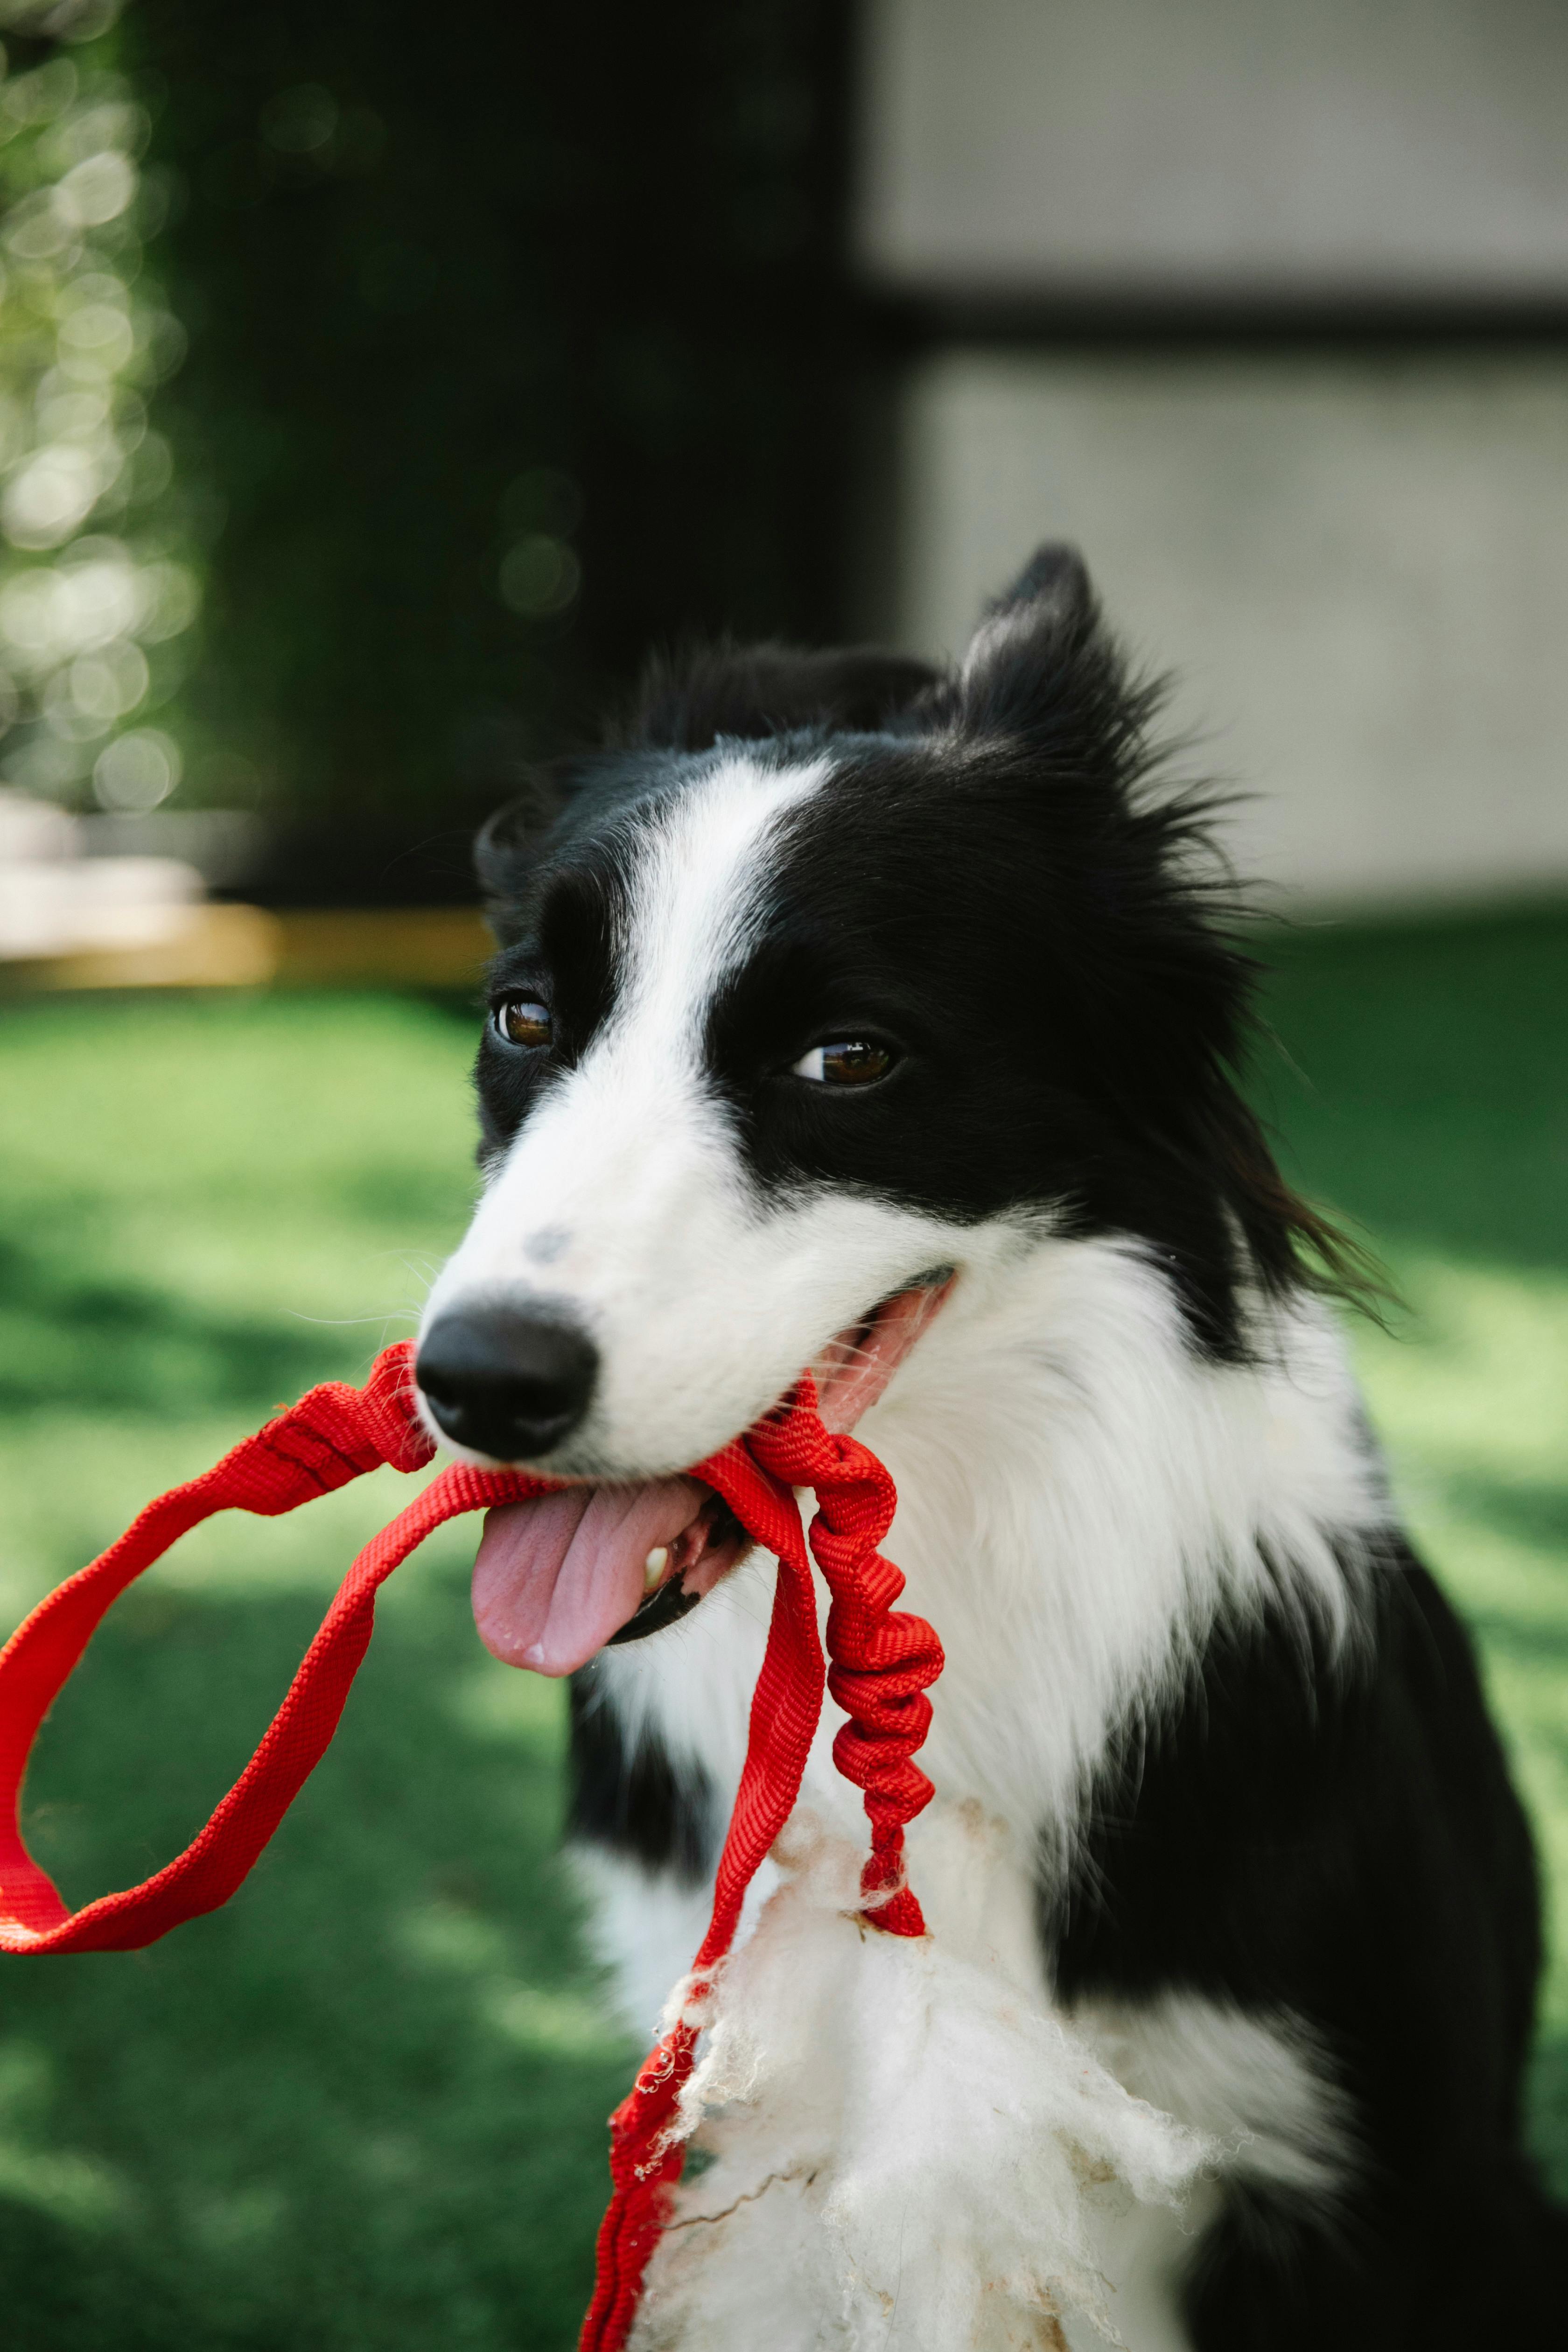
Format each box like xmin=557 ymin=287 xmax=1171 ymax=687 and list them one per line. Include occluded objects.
xmin=92 ymin=723 xmax=179 ymax=810
xmin=56 ymin=149 xmax=135 ymax=228
xmin=260 ymin=84 xmax=339 ymax=158
xmin=498 ymin=534 xmax=581 ymax=618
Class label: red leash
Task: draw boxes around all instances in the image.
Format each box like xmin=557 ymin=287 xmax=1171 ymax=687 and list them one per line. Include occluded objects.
xmin=0 ymin=1341 xmax=942 ymax=2349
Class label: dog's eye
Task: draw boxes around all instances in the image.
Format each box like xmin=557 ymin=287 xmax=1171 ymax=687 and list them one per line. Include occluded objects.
xmin=494 ymin=997 xmax=552 ymax=1050
xmin=792 ymin=1039 xmax=894 ymax=1086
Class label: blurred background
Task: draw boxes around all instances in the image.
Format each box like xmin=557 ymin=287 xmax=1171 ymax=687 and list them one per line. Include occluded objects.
xmin=0 ymin=2 xmax=1565 ymax=2345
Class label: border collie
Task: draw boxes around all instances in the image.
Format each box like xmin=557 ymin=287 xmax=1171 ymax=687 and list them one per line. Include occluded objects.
xmin=413 ymin=547 xmax=1565 ymax=2347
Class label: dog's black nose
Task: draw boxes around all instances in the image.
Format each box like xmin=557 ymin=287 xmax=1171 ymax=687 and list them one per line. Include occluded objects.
xmin=416 ymin=1308 xmax=598 ymax=1461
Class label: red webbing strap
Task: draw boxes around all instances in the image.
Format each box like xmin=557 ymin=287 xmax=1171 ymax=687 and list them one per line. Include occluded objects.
xmin=576 ymin=1390 xmax=944 ymax=2352
xmin=0 ymin=1342 xmax=555 ymax=1953
xmin=0 ymin=1342 xmax=944 ymax=2352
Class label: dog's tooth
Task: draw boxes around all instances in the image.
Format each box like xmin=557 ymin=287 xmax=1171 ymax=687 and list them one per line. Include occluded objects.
xmin=643 ymin=1547 xmax=669 ymax=1590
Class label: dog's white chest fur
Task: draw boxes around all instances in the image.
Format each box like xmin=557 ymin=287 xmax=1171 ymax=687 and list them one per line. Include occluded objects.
xmin=577 ymin=1242 xmax=1375 ymax=2349
xmin=625 ymin=1804 xmax=1213 ymax=2352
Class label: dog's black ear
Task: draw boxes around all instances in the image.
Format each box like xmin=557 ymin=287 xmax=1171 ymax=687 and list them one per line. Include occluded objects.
xmin=954 ymin=543 xmax=1106 ymax=739
xmin=624 ymin=640 xmax=941 ymax=752
xmin=473 ymin=765 xmax=567 ymax=938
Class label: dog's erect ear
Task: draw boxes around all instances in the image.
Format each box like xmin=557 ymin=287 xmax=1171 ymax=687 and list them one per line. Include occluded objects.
xmin=624 ymin=641 xmax=941 ymax=753
xmin=955 ymin=543 xmax=1104 ymax=738
xmin=473 ymin=765 xmax=567 ymax=937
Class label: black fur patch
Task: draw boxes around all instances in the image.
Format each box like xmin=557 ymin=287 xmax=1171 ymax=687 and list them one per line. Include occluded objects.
xmin=565 ymin=1670 xmax=717 ymax=1886
xmin=1054 ymin=1539 xmax=1559 ymax=2343
xmin=619 ymin=639 xmax=941 ymax=751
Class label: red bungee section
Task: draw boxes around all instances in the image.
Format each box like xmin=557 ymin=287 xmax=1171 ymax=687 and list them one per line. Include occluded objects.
xmin=0 ymin=1341 xmax=945 ymax=2352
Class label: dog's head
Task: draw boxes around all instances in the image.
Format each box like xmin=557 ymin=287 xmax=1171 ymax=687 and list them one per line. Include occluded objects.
xmin=416 ymin=546 xmax=1329 ymax=1671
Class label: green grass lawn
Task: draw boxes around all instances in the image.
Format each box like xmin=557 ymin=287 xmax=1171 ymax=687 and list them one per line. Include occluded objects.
xmin=0 ymin=915 xmax=1565 ymax=2347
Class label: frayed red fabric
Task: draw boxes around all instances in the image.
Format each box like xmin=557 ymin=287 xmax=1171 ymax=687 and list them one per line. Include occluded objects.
xmin=579 ymin=1398 xmax=944 ymax=2350
xmin=0 ymin=1340 xmax=944 ymax=2352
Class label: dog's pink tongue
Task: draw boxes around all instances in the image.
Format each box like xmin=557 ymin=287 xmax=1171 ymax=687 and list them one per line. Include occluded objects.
xmin=471 ymin=1478 xmax=705 ymax=1677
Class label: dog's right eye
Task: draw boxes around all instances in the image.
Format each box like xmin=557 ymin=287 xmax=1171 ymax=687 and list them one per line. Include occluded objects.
xmin=494 ymin=998 xmax=552 ymax=1050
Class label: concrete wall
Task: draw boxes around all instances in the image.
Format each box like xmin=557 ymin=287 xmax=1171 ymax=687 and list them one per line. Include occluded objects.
xmin=857 ymin=3 xmax=1568 ymax=910
xmin=859 ymin=0 xmax=1568 ymax=304
xmin=890 ymin=353 xmax=1568 ymax=911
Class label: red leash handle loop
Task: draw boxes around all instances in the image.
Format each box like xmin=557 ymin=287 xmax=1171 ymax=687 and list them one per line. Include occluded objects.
xmin=0 ymin=1344 xmax=548 ymax=1953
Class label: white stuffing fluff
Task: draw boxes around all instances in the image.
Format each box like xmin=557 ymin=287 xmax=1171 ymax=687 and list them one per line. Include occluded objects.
xmin=629 ymin=1806 xmax=1214 ymax=2352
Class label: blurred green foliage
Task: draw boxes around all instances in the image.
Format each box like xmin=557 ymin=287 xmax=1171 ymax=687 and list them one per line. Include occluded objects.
xmin=0 ymin=0 xmax=860 ymax=878
xmin=0 ymin=8 xmax=202 ymax=813
xmin=119 ymin=0 xmax=854 ymax=840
